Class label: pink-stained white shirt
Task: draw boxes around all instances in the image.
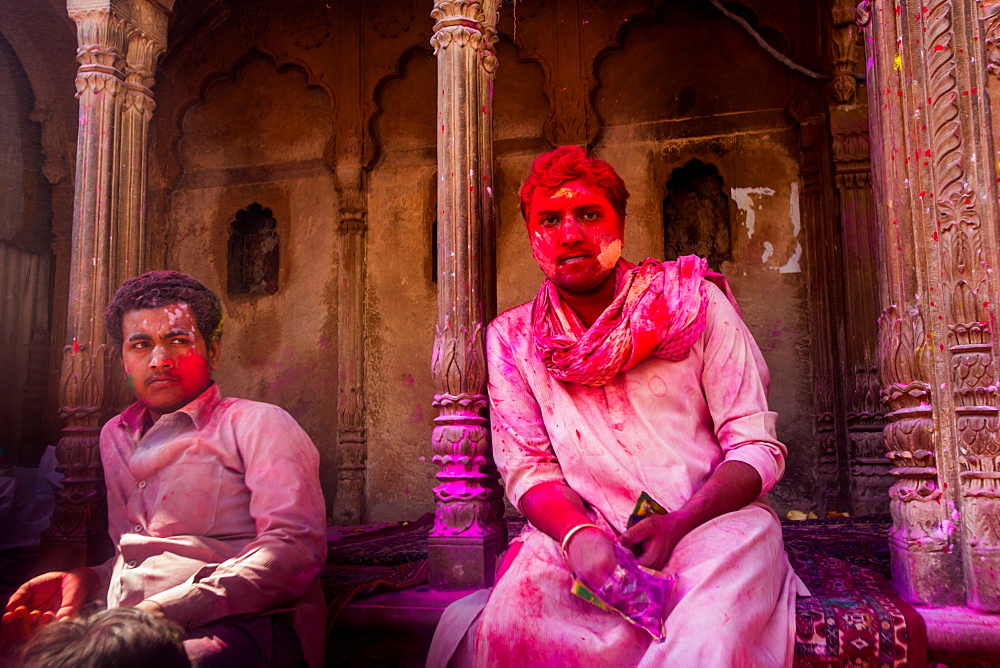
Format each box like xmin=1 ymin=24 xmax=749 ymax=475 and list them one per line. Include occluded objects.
xmin=93 ymin=383 xmax=327 ymax=666
xmin=487 ymin=280 xmax=785 ymax=532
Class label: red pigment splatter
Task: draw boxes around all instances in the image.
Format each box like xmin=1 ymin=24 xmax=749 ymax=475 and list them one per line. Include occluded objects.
xmin=940 ymin=344 xmax=945 ymax=351
xmin=73 ymin=338 xmax=80 ymax=352
xmin=935 ymin=45 xmax=945 ymax=51
xmin=933 ymin=232 xmax=938 ymax=241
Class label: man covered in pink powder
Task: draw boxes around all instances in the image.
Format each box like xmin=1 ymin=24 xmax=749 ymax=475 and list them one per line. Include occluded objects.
xmin=439 ymin=146 xmax=807 ymax=666
xmin=3 ymin=271 xmax=327 ymax=667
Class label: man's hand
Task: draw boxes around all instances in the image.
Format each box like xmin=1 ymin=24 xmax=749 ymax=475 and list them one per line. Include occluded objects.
xmin=135 ymin=600 xmax=165 ymax=618
xmin=564 ymin=526 xmax=617 ymax=592
xmin=618 ymin=512 xmax=695 ymax=571
xmin=1 ymin=569 xmax=96 ymax=642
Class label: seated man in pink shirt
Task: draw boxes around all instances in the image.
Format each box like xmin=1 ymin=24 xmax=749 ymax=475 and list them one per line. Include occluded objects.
xmin=3 ymin=271 xmax=327 ymax=667
xmin=464 ymin=147 xmax=806 ymax=666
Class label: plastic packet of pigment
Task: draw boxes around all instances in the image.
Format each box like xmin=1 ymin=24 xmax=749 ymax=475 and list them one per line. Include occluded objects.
xmin=570 ymin=542 xmax=674 ymax=641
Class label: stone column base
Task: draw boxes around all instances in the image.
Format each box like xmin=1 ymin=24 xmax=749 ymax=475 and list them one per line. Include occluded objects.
xmin=427 ymin=533 xmax=504 ymax=591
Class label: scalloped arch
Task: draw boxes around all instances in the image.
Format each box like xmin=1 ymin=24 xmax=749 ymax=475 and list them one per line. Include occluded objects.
xmin=163 ymin=46 xmax=337 ymax=190
xmin=588 ymin=0 xmax=800 ymax=146
xmin=365 ymin=44 xmax=435 ymax=171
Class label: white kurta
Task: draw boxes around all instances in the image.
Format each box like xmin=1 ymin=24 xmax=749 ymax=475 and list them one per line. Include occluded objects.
xmin=477 ymin=281 xmax=807 ymax=667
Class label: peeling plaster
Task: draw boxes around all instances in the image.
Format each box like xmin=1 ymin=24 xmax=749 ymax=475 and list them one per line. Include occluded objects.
xmin=729 ymin=186 xmax=775 ymax=240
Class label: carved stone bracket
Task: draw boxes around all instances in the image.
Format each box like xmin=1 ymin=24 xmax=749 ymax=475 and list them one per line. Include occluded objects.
xmin=29 ymin=106 xmax=71 ymax=186
xmin=428 ymin=0 xmax=505 ymax=590
xmin=832 ymin=0 xmax=862 ymax=103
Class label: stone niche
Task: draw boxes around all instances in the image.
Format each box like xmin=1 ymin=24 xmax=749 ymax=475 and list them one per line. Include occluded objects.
xmin=663 ymin=159 xmax=732 ymax=271
xmin=165 ymin=52 xmax=341 ymax=509
xmin=228 ymin=202 xmax=280 ymax=296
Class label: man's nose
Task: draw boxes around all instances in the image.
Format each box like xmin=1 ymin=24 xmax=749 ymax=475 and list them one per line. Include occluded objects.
xmin=149 ymin=345 xmax=174 ymax=368
xmin=560 ymin=217 xmax=584 ymax=244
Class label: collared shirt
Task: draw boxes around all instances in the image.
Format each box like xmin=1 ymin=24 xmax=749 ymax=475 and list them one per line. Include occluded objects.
xmin=93 ymin=383 xmax=327 ymax=661
xmin=487 ymin=281 xmax=786 ymax=529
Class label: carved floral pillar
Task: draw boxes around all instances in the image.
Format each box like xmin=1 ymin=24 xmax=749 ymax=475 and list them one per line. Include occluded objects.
xmin=863 ymin=0 xmax=1000 ymax=610
xmin=333 ymin=166 xmax=368 ymax=524
xmin=428 ymin=0 xmax=506 ymax=590
xmin=41 ymin=1 xmax=167 ymax=567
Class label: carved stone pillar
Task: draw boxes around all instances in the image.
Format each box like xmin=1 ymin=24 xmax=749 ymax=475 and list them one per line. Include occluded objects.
xmin=428 ymin=0 xmax=506 ymax=590
xmin=42 ymin=1 xmax=168 ymax=567
xmin=831 ymin=127 xmax=891 ymax=515
xmin=863 ymin=0 xmax=1000 ymax=610
xmin=800 ymin=120 xmax=850 ymax=515
xmin=115 ymin=30 xmax=161 ymax=286
xmin=332 ymin=166 xmax=367 ymax=525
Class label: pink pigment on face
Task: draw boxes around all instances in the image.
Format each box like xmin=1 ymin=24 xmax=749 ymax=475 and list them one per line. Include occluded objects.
xmin=526 ymin=180 xmax=624 ymax=294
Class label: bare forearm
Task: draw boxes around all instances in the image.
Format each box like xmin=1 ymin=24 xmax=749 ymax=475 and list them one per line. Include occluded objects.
xmin=673 ymin=460 xmax=762 ymax=533
xmin=520 ymin=480 xmax=594 ymax=543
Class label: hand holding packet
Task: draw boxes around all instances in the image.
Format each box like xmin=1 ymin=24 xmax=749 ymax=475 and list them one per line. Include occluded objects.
xmin=568 ymin=492 xmax=675 ymax=641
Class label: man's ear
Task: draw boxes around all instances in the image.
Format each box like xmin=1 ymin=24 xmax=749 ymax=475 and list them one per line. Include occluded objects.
xmin=208 ymin=338 xmax=221 ymax=371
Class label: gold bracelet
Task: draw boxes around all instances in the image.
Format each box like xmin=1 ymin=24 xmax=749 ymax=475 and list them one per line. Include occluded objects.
xmin=560 ymin=522 xmax=603 ymax=554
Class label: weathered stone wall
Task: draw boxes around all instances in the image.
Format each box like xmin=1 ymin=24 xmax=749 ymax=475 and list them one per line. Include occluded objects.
xmin=157 ymin=54 xmax=341 ymax=516
xmin=147 ymin=0 xmax=830 ymax=522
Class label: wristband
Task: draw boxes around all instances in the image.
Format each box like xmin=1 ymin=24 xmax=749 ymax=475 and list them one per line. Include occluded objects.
xmin=560 ymin=522 xmax=603 ymax=555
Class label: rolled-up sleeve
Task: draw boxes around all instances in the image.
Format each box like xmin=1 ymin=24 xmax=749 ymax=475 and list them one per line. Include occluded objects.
xmin=700 ymin=283 xmax=786 ymax=494
xmin=147 ymin=406 xmax=327 ymax=628
xmin=486 ymin=321 xmax=568 ymax=511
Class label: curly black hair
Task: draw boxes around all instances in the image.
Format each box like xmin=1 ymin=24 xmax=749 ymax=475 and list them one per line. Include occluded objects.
xmin=105 ymin=271 xmax=223 ymax=351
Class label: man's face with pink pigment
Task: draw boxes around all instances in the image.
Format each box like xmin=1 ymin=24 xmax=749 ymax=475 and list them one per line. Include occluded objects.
xmin=121 ymin=302 xmax=219 ymax=421
xmin=526 ymin=179 xmax=624 ymax=293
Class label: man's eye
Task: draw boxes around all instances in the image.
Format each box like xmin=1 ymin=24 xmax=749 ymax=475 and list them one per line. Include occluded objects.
xmin=540 ymin=216 xmax=560 ymax=228
xmin=579 ymin=211 xmax=598 ymax=222
xmin=131 ymin=341 xmax=150 ymax=350
xmin=170 ymin=338 xmax=192 ymax=345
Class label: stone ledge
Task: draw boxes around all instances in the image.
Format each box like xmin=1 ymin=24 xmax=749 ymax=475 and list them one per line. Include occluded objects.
xmin=328 ymin=586 xmax=474 ymax=666
xmin=335 ymin=586 xmax=470 ymax=633
xmin=915 ymin=605 xmax=1000 ymax=654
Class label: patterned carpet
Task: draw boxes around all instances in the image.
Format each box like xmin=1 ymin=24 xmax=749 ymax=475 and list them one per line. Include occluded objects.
xmin=324 ymin=514 xmax=925 ymax=667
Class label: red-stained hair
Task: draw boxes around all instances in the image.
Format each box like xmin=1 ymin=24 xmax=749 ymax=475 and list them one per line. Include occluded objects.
xmin=519 ymin=146 xmax=630 ymax=222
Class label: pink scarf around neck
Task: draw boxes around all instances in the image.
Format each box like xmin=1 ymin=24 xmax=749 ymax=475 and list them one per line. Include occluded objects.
xmin=531 ymin=256 xmax=737 ymax=387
